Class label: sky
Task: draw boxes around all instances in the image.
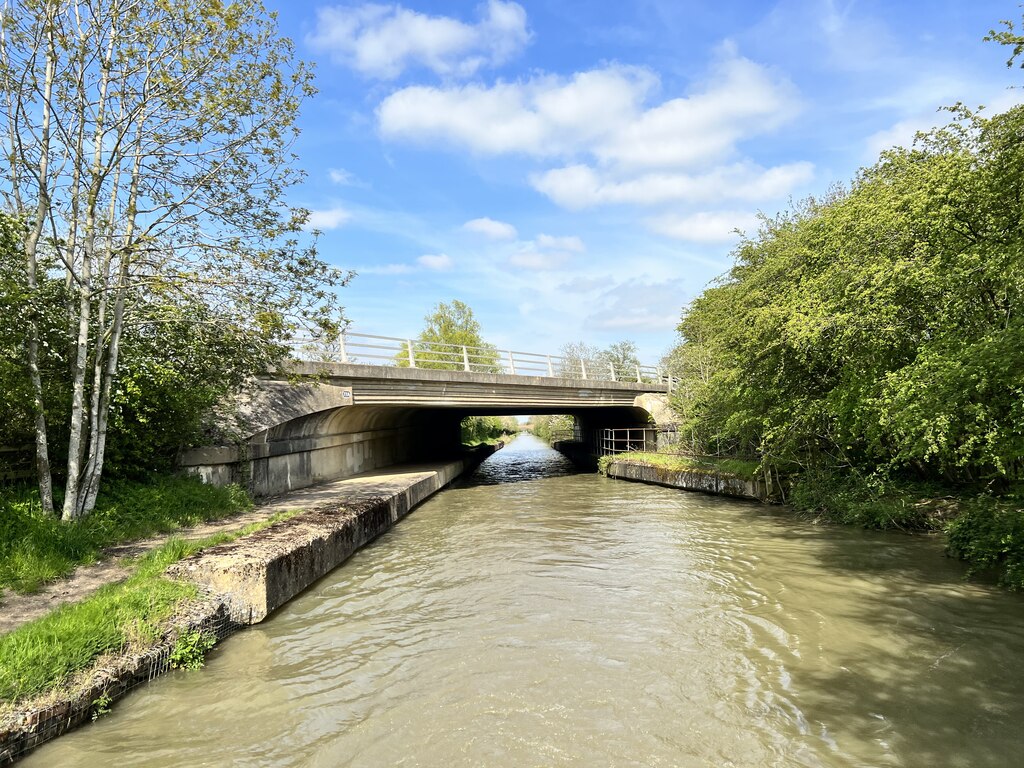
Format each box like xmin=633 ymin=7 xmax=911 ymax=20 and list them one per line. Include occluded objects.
xmin=263 ymin=0 xmax=1024 ymax=363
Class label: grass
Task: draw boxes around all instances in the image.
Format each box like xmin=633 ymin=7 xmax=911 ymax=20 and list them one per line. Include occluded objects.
xmin=0 ymin=511 xmax=298 ymax=706
xmin=599 ymin=451 xmax=761 ymax=482
xmin=0 ymin=476 xmax=251 ymax=595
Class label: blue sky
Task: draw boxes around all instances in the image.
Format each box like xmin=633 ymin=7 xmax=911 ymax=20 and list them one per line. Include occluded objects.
xmin=264 ymin=0 xmax=1022 ymax=363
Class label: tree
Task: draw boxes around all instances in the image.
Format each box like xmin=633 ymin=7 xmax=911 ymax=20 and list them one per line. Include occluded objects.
xmin=0 ymin=0 xmax=348 ymax=519
xmin=557 ymin=341 xmax=600 ymax=378
xmin=399 ymin=300 xmax=500 ymax=371
xmin=671 ymin=105 xmax=1024 ymax=483
xmin=598 ymin=340 xmax=641 ymax=380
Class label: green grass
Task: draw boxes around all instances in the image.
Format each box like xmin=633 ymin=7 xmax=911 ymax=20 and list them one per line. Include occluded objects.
xmin=0 ymin=511 xmax=298 ymax=706
xmin=599 ymin=452 xmax=761 ymax=482
xmin=0 ymin=476 xmax=251 ymax=595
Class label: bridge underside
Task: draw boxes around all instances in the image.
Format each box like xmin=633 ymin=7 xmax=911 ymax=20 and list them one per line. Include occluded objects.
xmin=180 ymin=363 xmax=671 ymax=496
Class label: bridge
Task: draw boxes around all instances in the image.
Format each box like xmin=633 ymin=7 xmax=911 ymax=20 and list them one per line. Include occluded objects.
xmin=180 ymin=333 xmax=676 ymax=496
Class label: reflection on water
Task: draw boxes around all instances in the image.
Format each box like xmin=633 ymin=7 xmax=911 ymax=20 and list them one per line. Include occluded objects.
xmin=25 ymin=434 xmax=1024 ymax=767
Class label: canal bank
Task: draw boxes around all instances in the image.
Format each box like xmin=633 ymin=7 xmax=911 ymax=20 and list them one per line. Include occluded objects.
xmin=0 ymin=446 xmax=499 ymax=764
xmin=601 ymin=456 xmax=772 ymax=501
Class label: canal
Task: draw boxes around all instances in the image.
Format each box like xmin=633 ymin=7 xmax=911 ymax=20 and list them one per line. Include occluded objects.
xmin=26 ymin=434 xmax=1024 ymax=767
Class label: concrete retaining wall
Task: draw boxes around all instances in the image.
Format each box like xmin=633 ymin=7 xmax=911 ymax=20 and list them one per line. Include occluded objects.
xmin=605 ymin=460 xmax=770 ymax=501
xmin=168 ymin=456 xmax=477 ymax=624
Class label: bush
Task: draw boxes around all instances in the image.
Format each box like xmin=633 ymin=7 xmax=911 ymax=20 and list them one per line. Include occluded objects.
xmin=788 ymin=470 xmax=935 ymax=530
xmin=946 ymin=495 xmax=1024 ymax=589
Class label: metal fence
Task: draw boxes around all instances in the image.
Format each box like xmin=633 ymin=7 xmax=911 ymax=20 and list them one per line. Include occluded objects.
xmin=295 ymin=332 xmax=676 ymax=387
xmin=599 ymin=427 xmax=660 ymax=455
xmin=599 ymin=424 xmax=761 ymax=466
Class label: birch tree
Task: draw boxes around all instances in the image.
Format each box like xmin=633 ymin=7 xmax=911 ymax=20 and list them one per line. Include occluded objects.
xmin=0 ymin=0 xmax=347 ymax=519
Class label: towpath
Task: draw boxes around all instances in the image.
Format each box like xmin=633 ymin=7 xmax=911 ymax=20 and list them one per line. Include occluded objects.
xmin=0 ymin=463 xmax=456 ymax=636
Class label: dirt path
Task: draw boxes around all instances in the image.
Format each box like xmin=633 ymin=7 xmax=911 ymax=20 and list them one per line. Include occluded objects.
xmin=0 ymin=464 xmax=456 ymax=636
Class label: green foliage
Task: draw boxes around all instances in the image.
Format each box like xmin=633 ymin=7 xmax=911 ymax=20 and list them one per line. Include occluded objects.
xmin=529 ymin=414 xmax=575 ymax=443
xmin=601 ymin=452 xmax=761 ymax=482
xmin=0 ymin=477 xmax=250 ymax=594
xmin=460 ymin=415 xmax=516 ymax=445
xmin=946 ymin=493 xmax=1024 ymax=589
xmin=398 ymin=300 xmax=500 ymax=371
xmin=169 ymin=629 xmax=216 ymax=670
xmin=672 ymin=104 xmax=1024 ymax=486
xmin=91 ymin=691 xmax=112 ymax=720
xmin=787 ymin=470 xmax=936 ymax=530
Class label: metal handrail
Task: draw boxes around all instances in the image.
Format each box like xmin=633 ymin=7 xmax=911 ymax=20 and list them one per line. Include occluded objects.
xmin=293 ymin=331 xmax=679 ymax=388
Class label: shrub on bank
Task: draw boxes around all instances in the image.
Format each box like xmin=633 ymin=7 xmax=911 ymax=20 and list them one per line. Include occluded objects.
xmin=787 ymin=470 xmax=939 ymax=531
xmin=0 ymin=476 xmax=251 ymax=594
xmin=946 ymin=493 xmax=1024 ymax=590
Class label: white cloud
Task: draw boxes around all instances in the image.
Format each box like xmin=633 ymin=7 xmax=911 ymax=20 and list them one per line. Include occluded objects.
xmin=378 ymin=46 xmax=805 ymax=210
xmin=359 ymin=263 xmax=414 ymax=275
xmin=463 ymin=217 xmax=518 ymax=240
xmin=378 ymin=49 xmax=797 ymax=168
xmin=646 ymin=211 xmax=760 ymax=242
xmin=505 ymin=234 xmax=584 ymax=271
xmin=587 ymin=278 xmax=687 ymax=332
xmin=304 ymin=206 xmax=352 ymax=230
xmin=508 ymin=249 xmax=572 ymax=271
xmin=417 ymin=253 xmax=454 ymax=270
xmin=328 ymin=168 xmax=357 ymax=185
xmin=532 ymin=161 xmax=814 ymax=209
xmin=307 ymin=1 xmax=530 ymax=79
xmin=379 ymin=66 xmax=651 ymax=156
xmin=536 ymin=233 xmax=585 ymax=252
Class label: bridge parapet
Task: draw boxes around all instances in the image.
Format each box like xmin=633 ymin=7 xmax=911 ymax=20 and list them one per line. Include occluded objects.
xmin=294 ymin=332 xmax=677 ymax=390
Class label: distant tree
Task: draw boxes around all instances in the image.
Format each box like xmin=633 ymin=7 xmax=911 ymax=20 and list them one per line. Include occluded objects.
xmin=399 ymin=300 xmax=500 ymax=371
xmin=529 ymin=414 xmax=575 ymax=443
xmin=557 ymin=341 xmax=601 ymax=378
xmin=460 ymin=415 xmax=518 ymax=444
xmin=599 ymin=340 xmax=641 ymax=379
xmin=558 ymin=340 xmax=641 ymax=379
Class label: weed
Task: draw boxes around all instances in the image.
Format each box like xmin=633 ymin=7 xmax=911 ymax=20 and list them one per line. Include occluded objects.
xmin=91 ymin=692 xmax=112 ymax=720
xmin=169 ymin=630 xmax=216 ymax=670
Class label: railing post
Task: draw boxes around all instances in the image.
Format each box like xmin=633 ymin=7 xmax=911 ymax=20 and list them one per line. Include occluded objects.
xmin=462 ymin=346 xmax=470 ymax=371
xmin=608 ymin=362 xmax=616 ymax=381
xmin=507 ymin=350 xmax=516 ymax=374
xmin=338 ymin=332 xmax=349 ymax=363
xmin=406 ymin=339 xmax=416 ymax=368
xmin=635 ymin=365 xmax=641 ymax=383
xmin=580 ymin=358 xmax=587 ymax=380
xmin=546 ymin=355 xmax=554 ymax=377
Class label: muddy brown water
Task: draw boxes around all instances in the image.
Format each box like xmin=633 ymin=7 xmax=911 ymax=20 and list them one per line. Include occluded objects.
xmin=25 ymin=434 xmax=1024 ymax=767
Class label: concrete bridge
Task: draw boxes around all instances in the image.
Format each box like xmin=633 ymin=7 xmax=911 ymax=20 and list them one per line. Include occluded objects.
xmin=181 ymin=334 xmax=675 ymax=496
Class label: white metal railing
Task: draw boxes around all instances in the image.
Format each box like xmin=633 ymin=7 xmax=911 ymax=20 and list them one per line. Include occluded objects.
xmin=294 ymin=331 xmax=677 ymax=388
xmin=599 ymin=427 xmax=659 ymax=455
